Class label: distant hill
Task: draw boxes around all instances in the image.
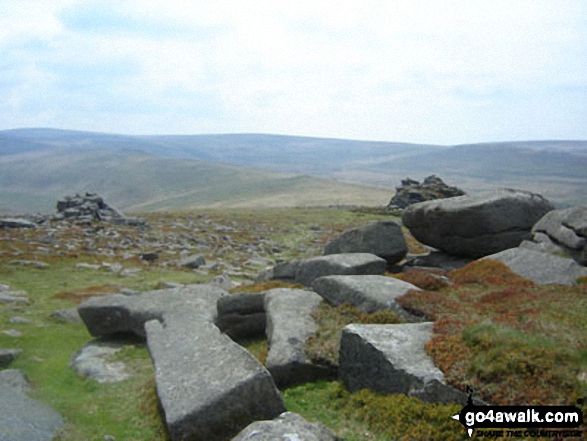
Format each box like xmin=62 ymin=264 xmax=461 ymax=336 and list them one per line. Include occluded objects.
xmin=0 ymin=128 xmax=586 ymax=213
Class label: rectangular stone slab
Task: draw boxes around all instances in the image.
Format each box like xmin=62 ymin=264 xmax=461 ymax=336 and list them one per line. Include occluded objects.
xmin=145 ymin=311 xmax=285 ymax=441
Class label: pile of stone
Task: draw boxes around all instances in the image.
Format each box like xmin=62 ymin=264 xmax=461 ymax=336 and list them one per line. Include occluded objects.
xmin=54 ymin=192 xmax=144 ymax=225
xmin=387 ymin=175 xmax=466 ymax=210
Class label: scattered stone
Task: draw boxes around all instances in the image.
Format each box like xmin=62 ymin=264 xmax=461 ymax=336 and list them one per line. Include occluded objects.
xmin=402 ymin=189 xmax=554 ymax=257
xmin=145 ymin=311 xmax=285 ymax=441
xmin=522 ymin=206 xmax=587 ymax=265
xmin=155 ymin=281 xmax=183 ymax=289
xmin=9 ymin=260 xmax=49 ymax=269
xmin=232 ymin=411 xmax=338 ymax=441
xmin=0 ymin=218 xmax=36 ymax=229
xmin=339 ymin=323 xmax=467 ymax=404
xmin=0 ymin=293 xmax=29 ymax=304
xmin=8 ymin=316 xmax=31 ymax=324
xmin=312 ymin=275 xmax=421 ymax=319
xmin=78 ymin=284 xmax=227 ymax=338
xmin=0 ymin=284 xmax=9 ymax=291
xmin=140 ymin=252 xmax=159 ymax=263
xmin=55 ymin=192 xmax=145 ymax=225
xmin=178 ymin=254 xmax=206 ymax=269
xmin=0 ymin=349 xmax=23 ymax=368
xmin=216 ymin=293 xmax=266 ymax=340
xmin=68 ymin=340 xmax=130 ymax=383
xmin=483 ymin=248 xmax=587 ymax=285
xmin=324 ymin=221 xmax=408 ymax=264
xmin=76 ymin=263 xmax=101 ymax=270
xmin=2 ymin=329 xmax=22 ymax=338
xmin=402 ymin=251 xmax=474 ymax=271
xmin=0 ymin=369 xmax=64 ymax=441
xmin=208 ymin=273 xmax=238 ymax=291
xmin=50 ymin=308 xmax=83 ymax=324
xmin=264 ymin=288 xmax=332 ymax=387
xmin=256 ymin=260 xmax=300 ymax=283
xmin=387 ymin=175 xmax=466 ymax=210
xmin=295 ymin=253 xmax=387 ymax=286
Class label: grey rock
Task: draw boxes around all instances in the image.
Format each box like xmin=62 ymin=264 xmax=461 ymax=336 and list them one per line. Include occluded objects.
xmin=232 ymin=412 xmax=338 ymax=441
xmin=208 ymin=273 xmax=238 ymax=291
xmin=0 ymin=218 xmax=36 ymax=228
xmin=402 ymin=189 xmax=554 ymax=257
xmin=9 ymin=260 xmax=49 ymax=269
xmin=295 ymin=253 xmax=387 ymax=286
xmin=69 ymin=341 xmax=130 ymax=383
xmin=216 ymin=293 xmax=266 ymax=339
xmin=527 ymin=206 xmax=587 ymax=265
xmin=324 ymin=221 xmax=408 ymax=264
xmin=178 ymin=254 xmax=206 ymax=269
xmin=0 ymin=369 xmax=64 ymax=441
xmin=145 ymin=311 xmax=285 ymax=441
xmin=264 ymin=288 xmax=332 ymax=386
xmin=0 ymin=349 xmax=23 ymax=368
xmin=8 ymin=316 xmax=31 ymax=324
xmin=78 ymin=284 xmax=226 ymax=338
xmin=339 ymin=323 xmax=467 ymax=404
xmin=50 ymin=308 xmax=83 ymax=324
xmin=76 ymin=263 xmax=101 ymax=270
xmin=402 ymin=251 xmax=474 ymax=271
xmin=387 ymin=175 xmax=466 ymax=209
xmin=2 ymin=329 xmax=22 ymax=337
xmin=312 ymin=275 xmax=421 ymax=319
xmin=483 ymin=247 xmax=587 ymax=285
xmin=0 ymin=293 xmax=29 ymax=304
xmin=0 ymin=284 xmax=9 ymax=291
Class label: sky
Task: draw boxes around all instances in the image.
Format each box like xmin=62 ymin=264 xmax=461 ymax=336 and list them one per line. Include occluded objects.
xmin=1 ymin=0 xmax=586 ymax=145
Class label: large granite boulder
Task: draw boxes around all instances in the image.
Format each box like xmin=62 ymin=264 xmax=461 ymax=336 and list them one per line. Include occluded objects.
xmin=78 ymin=284 xmax=226 ymax=337
xmin=0 ymin=369 xmax=64 ymax=441
xmin=402 ymin=189 xmax=554 ymax=257
xmin=264 ymin=288 xmax=331 ymax=386
xmin=324 ymin=221 xmax=408 ymax=264
xmin=312 ymin=275 xmax=421 ymax=319
xmin=145 ymin=310 xmax=285 ymax=441
xmin=387 ymin=175 xmax=466 ymax=209
xmin=55 ymin=192 xmax=145 ymax=225
xmin=216 ymin=293 xmax=267 ymax=340
xmin=232 ymin=412 xmax=338 ymax=441
xmin=339 ymin=323 xmax=467 ymax=404
xmin=483 ymin=248 xmax=587 ymax=285
xmin=295 ymin=253 xmax=387 ymax=286
xmin=521 ymin=206 xmax=587 ymax=265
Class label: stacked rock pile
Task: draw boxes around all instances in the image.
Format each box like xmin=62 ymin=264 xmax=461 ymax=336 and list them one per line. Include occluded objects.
xmin=387 ymin=175 xmax=466 ymax=210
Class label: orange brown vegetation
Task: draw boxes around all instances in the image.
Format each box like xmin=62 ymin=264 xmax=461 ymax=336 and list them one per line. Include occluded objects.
xmin=392 ymin=269 xmax=450 ymax=291
xmin=229 ymin=280 xmax=305 ymax=294
xmin=54 ymin=284 xmax=121 ymax=303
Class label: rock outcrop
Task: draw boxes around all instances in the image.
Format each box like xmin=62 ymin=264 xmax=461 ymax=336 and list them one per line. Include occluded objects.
xmin=55 ymin=192 xmax=144 ymax=225
xmin=387 ymin=175 xmax=465 ymax=210
xmin=312 ymin=275 xmax=421 ymax=319
xmin=295 ymin=253 xmax=387 ymax=286
xmin=233 ymin=412 xmax=338 ymax=441
xmin=339 ymin=323 xmax=467 ymax=404
xmin=402 ymin=189 xmax=554 ymax=257
xmin=0 ymin=218 xmax=36 ymax=228
xmin=324 ymin=221 xmax=408 ymax=264
xmin=521 ymin=206 xmax=587 ymax=265
xmin=483 ymin=248 xmax=587 ymax=285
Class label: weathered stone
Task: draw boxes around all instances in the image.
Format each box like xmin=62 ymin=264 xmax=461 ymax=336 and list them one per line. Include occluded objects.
xmin=402 ymin=251 xmax=474 ymax=271
xmin=0 ymin=349 xmax=23 ymax=368
xmin=312 ymin=275 xmax=421 ymax=319
xmin=339 ymin=323 xmax=467 ymax=404
xmin=145 ymin=311 xmax=285 ymax=441
xmin=264 ymin=288 xmax=332 ymax=387
xmin=50 ymin=308 xmax=83 ymax=324
xmin=9 ymin=260 xmax=49 ymax=269
xmin=0 ymin=369 xmax=64 ymax=441
xmin=295 ymin=253 xmax=387 ymax=286
xmin=0 ymin=293 xmax=29 ymax=304
xmin=69 ymin=341 xmax=130 ymax=383
xmin=232 ymin=412 xmax=338 ymax=441
xmin=78 ymin=284 xmax=226 ymax=337
xmin=178 ymin=254 xmax=206 ymax=269
xmin=402 ymin=189 xmax=554 ymax=257
xmin=0 ymin=218 xmax=36 ymax=228
xmin=8 ymin=316 xmax=31 ymax=324
xmin=526 ymin=206 xmax=587 ymax=265
xmin=216 ymin=293 xmax=266 ymax=339
xmin=324 ymin=221 xmax=408 ymax=264
xmin=483 ymin=248 xmax=587 ymax=285
xmin=387 ymin=175 xmax=466 ymax=209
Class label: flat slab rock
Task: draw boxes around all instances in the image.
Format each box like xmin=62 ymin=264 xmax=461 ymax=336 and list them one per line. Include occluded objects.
xmin=68 ymin=340 xmax=130 ymax=383
xmin=483 ymin=247 xmax=587 ymax=285
xmin=312 ymin=275 xmax=421 ymax=319
xmin=295 ymin=253 xmax=387 ymax=286
xmin=78 ymin=284 xmax=227 ymax=337
xmin=264 ymin=288 xmax=330 ymax=387
xmin=145 ymin=311 xmax=285 ymax=441
xmin=402 ymin=189 xmax=554 ymax=258
xmin=0 ymin=369 xmax=64 ymax=441
xmin=232 ymin=411 xmax=338 ymax=441
xmin=339 ymin=323 xmax=467 ymax=404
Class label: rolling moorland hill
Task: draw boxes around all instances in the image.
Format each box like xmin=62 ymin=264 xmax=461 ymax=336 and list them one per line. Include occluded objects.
xmin=1 ymin=128 xmax=586 ymax=214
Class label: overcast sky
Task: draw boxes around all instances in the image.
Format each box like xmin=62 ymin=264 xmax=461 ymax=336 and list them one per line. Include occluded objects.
xmin=1 ymin=0 xmax=586 ymax=144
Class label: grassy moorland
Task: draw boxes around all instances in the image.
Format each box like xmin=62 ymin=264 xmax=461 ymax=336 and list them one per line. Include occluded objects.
xmin=0 ymin=207 xmax=585 ymax=440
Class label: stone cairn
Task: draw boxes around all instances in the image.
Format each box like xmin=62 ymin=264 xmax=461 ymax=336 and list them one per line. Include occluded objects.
xmin=387 ymin=175 xmax=465 ymax=210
